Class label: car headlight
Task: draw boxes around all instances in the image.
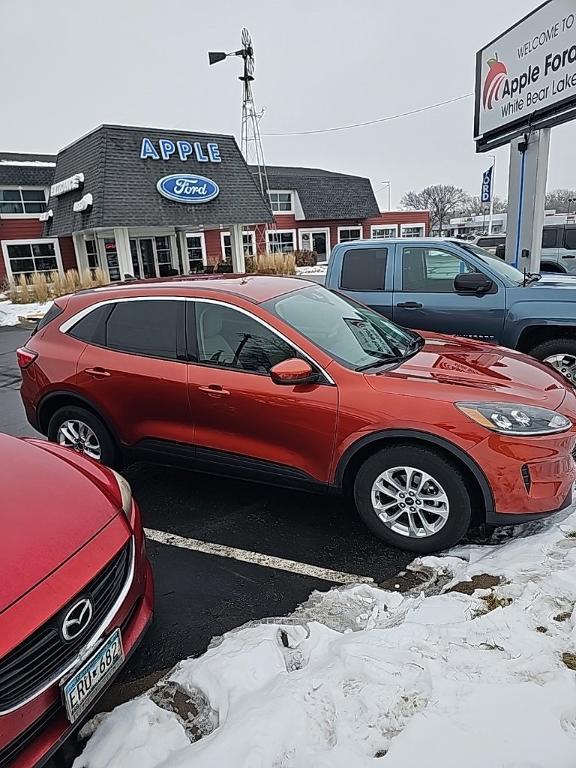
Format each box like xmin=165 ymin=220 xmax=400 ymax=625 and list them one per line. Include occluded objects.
xmin=456 ymin=402 xmax=572 ymax=435
xmin=110 ymin=469 xmax=133 ymax=518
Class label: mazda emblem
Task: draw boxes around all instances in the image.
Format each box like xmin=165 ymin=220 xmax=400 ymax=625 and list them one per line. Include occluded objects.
xmin=61 ymin=597 xmax=93 ymax=641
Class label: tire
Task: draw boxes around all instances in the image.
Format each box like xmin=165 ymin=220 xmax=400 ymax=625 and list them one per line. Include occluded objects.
xmin=47 ymin=405 xmax=118 ymax=467
xmin=353 ymin=444 xmax=472 ymax=554
xmin=528 ymin=337 xmax=576 ymax=386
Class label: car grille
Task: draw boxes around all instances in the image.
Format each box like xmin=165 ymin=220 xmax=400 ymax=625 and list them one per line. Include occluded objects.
xmin=0 ymin=542 xmax=131 ymax=713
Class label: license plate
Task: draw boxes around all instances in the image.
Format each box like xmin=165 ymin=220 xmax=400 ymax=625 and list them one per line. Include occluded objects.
xmin=61 ymin=629 xmax=124 ymax=723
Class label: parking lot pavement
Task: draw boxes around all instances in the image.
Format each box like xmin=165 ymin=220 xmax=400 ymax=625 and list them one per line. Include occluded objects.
xmin=0 ymin=325 xmax=412 ymax=763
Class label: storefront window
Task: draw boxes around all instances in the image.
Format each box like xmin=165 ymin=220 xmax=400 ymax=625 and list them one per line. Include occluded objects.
xmin=129 ymin=240 xmax=142 ymax=279
xmin=266 ymin=231 xmax=295 ymax=254
xmin=104 ymin=238 xmax=121 ymax=281
xmin=401 ymin=225 xmax=425 ymax=238
xmin=220 ymin=232 xmax=255 ymax=262
xmin=85 ymin=239 xmax=99 ymax=276
xmin=5 ymin=241 xmax=60 ymax=281
xmin=338 ymin=227 xmax=362 ymax=243
xmin=187 ymin=234 xmax=205 ymax=272
xmin=371 ymin=226 xmax=397 ymax=239
xmin=0 ymin=188 xmax=47 ymax=215
xmin=155 ymin=236 xmax=173 ymax=277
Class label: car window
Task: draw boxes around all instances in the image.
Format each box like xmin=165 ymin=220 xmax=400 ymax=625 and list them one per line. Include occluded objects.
xmin=341 ymin=247 xmax=388 ymax=291
xmin=194 ymin=302 xmax=295 ymax=374
xmin=67 ymin=305 xmax=113 ymax=344
xmin=402 ymin=247 xmax=476 ymax=292
xmin=477 ymin=237 xmax=503 ymax=248
xmin=565 ymin=228 xmax=576 ymax=250
xmin=542 ymin=227 xmax=558 ymax=249
xmin=105 ymin=300 xmax=181 ymax=360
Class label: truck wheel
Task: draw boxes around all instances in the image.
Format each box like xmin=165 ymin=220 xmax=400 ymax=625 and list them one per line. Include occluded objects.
xmin=354 ymin=444 xmax=472 ymax=554
xmin=48 ymin=405 xmax=118 ymax=467
xmin=529 ymin=338 xmax=576 ymax=385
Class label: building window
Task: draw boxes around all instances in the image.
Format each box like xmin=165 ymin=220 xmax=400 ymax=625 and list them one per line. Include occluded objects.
xmin=85 ymin=239 xmax=99 ymax=274
xmin=221 ymin=231 xmax=256 ymax=261
xmin=155 ymin=236 xmax=173 ymax=276
xmin=187 ymin=234 xmax=206 ymax=271
xmin=104 ymin=238 xmax=121 ymax=282
xmin=266 ymin=230 xmax=296 ymax=254
xmin=0 ymin=188 xmax=47 ymax=215
xmin=338 ymin=227 xmax=362 ymax=243
xmin=3 ymin=240 xmax=61 ymax=281
xmin=371 ymin=225 xmax=397 ymax=239
xmin=268 ymin=191 xmax=293 ymax=213
xmin=400 ymin=224 xmax=425 ymax=238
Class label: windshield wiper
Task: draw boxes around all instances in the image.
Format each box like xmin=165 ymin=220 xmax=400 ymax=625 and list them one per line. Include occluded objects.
xmin=355 ymin=353 xmax=403 ymax=371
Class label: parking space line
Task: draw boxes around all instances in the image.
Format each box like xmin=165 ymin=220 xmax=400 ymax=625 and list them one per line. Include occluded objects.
xmin=144 ymin=528 xmax=374 ymax=585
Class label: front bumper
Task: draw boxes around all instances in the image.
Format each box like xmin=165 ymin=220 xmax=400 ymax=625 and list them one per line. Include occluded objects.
xmin=1 ymin=552 xmax=153 ymax=768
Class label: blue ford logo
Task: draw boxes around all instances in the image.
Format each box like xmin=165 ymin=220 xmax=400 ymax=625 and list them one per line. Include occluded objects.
xmin=156 ymin=174 xmax=219 ymax=204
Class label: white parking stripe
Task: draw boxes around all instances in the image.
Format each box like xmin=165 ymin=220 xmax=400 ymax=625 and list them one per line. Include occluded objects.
xmin=145 ymin=528 xmax=374 ymax=585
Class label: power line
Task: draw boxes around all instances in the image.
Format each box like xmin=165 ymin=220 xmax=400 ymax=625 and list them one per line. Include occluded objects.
xmin=262 ymin=93 xmax=473 ymax=137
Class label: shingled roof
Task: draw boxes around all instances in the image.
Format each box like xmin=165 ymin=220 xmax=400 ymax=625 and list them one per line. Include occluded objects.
xmin=0 ymin=152 xmax=56 ymax=186
xmin=44 ymin=125 xmax=273 ymax=236
xmin=252 ymin=165 xmax=380 ymax=220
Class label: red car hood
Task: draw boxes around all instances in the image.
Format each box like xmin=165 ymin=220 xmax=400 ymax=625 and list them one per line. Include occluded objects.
xmin=368 ymin=334 xmax=567 ymax=409
xmin=0 ymin=435 xmax=122 ymax=613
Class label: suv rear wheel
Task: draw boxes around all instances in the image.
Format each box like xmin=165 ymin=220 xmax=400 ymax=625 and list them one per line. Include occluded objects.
xmin=529 ymin=338 xmax=576 ymax=385
xmin=48 ymin=406 xmax=118 ymax=467
xmin=354 ymin=444 xmax=472 ymax=553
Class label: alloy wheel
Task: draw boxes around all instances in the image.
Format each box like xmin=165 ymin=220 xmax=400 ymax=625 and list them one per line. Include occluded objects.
xmin=370 ymin=465 xmax=450 ymax=538
xmin=543 ymin=353 xmax=576 ymax=384
xmin=56 ymin=419 xmax=102 ymax=460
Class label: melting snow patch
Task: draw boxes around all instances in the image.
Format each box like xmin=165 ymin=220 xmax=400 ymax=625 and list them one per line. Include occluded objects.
xmin=0 ymin=300 xmax=52 ymax=327
xmin=76 ymin=508 xmax=576 ymax=768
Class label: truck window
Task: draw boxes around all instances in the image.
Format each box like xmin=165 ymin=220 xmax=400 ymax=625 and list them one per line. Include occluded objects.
xmin=402 ymin=247 xmax=476 ymax=293
xmin=565 ymin=228 xmax=576 ymax=250
xmin=542 ymin=227 xmax=559 ymax=248
xmin=340 ymin=247 xmax=388 ymax=291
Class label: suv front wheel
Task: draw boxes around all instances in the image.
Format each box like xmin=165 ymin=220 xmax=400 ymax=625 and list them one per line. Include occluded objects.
xmin=354 ymin=444 xmax=472 ymax=553
xmin=48 ymin=405 xmax=118 ymax=467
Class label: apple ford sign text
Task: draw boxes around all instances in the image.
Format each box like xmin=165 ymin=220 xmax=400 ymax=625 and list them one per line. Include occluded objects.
xmin=140 ymin=138 xmax=221 ymax=163
xmin=157 ymin=174 xmax=219 ymax=204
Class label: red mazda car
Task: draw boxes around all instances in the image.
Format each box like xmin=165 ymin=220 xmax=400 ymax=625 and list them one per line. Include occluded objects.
xmin=0 ymin=434 xmax=153 ymax=767
xmin=18 ymin=275 xmax=576 ymax=553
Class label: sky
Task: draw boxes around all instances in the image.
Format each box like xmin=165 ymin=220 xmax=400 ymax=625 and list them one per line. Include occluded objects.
xmin=1 ymin=0 xmax=575 ymax=209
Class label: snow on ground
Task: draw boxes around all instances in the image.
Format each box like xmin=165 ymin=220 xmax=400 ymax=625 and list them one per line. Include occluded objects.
xmin=0 ymin=300 xmax=52 ymax=326
xmin=296 ymin=264 xmax=328 ymax=275
xmin=76 ymin=509 xmax=576 ymax=768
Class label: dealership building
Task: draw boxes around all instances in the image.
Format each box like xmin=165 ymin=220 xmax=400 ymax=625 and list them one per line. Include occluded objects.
xmin=0 ymin=124 xmax=429 ymax=285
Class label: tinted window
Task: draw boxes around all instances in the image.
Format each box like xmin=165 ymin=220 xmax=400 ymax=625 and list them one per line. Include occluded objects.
xmin=341 ymin=248 xmax=387 ymax=291
xmin=542 ymin=227 xmax=559 ymax=248
xmin=476 ymin=237 xmax=504 ymax=248
xmin=402 ymin=247 xmax=476 ymax=292
xmin=194 ymin=303 xmax=294 ymax=373
xmin=33 ymin=302 xmax=64 ymax=335
xmin=565 ymin=228 xmax=576 ymax=250
xmin=67 ymin=305 xmax=112 ymax=344
xmin=105 ymin=301 xmax=180 ymax=359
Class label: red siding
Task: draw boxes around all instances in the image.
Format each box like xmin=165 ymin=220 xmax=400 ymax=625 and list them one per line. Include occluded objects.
xmin=58 ymin=236 xmax=77 ymax=272
xmin=363 ymin=211 xmax=431 ymax=237
xmin=0 ymin=218 xmax=79 ymax=284
xmin=204 ymin=229 xmax=223 ymax=267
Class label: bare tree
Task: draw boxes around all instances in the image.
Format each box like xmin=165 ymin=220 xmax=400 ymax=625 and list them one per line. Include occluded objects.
xmin=460 ymin=195 xmax=507 ymax=217
xmin=545 ymin=189 xmax=576 ymax=213
xmin=400 ymin=185 xmax=470 ymax=235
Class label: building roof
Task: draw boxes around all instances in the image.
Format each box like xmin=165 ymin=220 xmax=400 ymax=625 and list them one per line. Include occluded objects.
xmin=252 ymin=165 xmax=380 ymax=220
xmin=0 ymin=152 xmax=57 ymax=186
xmin=44 ymin=125 xmax=273 ymax=236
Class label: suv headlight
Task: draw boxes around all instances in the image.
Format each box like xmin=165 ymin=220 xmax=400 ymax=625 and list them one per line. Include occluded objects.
xmin=110 ymin=469 xmax=133 ymax=518
xmin=456 ymin=402 xmax=571 ymax=436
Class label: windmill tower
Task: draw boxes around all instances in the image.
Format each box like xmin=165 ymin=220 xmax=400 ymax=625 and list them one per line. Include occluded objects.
xmin=209 ymin=29 xmax=273 ymax=254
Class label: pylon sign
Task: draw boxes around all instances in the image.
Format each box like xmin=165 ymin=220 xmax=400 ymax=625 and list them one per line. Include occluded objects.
xmin=474 ymin=0 xmax=576 ymax=152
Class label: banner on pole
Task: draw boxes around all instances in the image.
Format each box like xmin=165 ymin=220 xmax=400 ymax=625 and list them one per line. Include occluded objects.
xmin=481 ymin=166 xmax=494 ymax=204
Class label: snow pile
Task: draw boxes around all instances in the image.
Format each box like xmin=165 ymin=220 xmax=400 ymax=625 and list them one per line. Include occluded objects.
xmin=76 ymin=509 xmax=576 ymax=768
xmin=0 ymin=300 xmax=52 ymax=327
xmin=296 ymin=264 xmax=328 ymax=275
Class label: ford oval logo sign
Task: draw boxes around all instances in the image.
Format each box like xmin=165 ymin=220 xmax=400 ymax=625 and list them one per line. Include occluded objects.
xmin=156 ymin=174 xmax=219 ymax=204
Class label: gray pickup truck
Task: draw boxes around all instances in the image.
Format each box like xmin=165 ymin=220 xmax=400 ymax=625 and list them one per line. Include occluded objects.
xmin=324 ymin=238 xmax=576 ymax=383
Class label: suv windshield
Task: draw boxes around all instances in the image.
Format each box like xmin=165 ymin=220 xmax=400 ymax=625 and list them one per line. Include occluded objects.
xmin=456 ymin=241 xmax=525 ymax=284
xmin=264 ymin=285 xmax=422 ymax=371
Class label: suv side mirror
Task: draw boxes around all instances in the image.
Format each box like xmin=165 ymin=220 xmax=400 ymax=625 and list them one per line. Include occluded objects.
xmin=454 ymin=272 xmax=493 ymax=294
xmin=270 ymin=358 xmax=319 ymax=385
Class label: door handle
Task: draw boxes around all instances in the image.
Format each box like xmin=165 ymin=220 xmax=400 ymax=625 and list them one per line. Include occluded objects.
xmin=396 ymin=301 xmax=423 ymax=309
xmin=562 ymin=254 xmax=575 ymax=259
xmin=198 ymin=384 xmax=230 ymax=396
xmin=85 ymin=367 xmax=111 ymax=378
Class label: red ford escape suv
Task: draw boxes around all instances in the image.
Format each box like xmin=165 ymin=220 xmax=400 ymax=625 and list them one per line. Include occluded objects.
xmin=0 ymin=434 xmax=153 ymax=768
xmin=19 ymin=276 xmax=576 ymax=554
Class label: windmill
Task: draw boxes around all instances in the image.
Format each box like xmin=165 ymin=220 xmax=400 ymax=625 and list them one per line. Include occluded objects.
xmin=208 ymin=29 xmax=270 ymax=200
